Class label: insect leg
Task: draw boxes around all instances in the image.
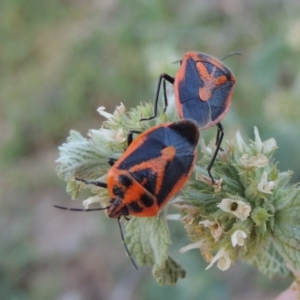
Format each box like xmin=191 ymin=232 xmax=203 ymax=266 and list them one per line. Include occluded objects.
xmin=117 ymin=218 xmax=138 ymax=270
xmin=207 ymin=123 xmax=224 ymax=184
xmin=75 ymin=177 xmax=108 ymax=188
xmin=107 ymin=158 xmax=118 ymax=166
xmin=127 ymin=130 xmax=142 ymax=146
xmin=140 ymin=73 xmax=175 ymax=121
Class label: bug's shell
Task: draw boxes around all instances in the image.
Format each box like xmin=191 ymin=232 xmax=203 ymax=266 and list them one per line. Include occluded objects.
xmin=175 ymin=52 xmax=236 ymax=129
xmin=106 ymin=120 xmax=199 ymax=218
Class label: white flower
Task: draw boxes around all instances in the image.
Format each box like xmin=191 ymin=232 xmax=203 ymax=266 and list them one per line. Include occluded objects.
xmin=217 ymin=146 xmax=231 ymax=162
xmin=236 ymin=130 xmax=249 ymax=153
xmin=89 ymin=128 xmax=126 ymax=143
xmin=254 ymin=127 xmax=277 ymax=155
xmin=205 ymin=248 xmax=231 ymax=271
xmin=113 ymin=102 xmax=125 ymax=118
xmin=79 ymin=176 xmax=110 ymax=208
xmin=172 ymin=203 xmax=200 ymax=226
xmin=231 ymin=230 xmax=247 ymax=247
xmin=217 ymin=199 xmax=251 ymax=221
xmin=199 ymin=220 xmax=223 ymax=242
xmin=97 ymin=103 xmax=125 ymax=120
xmin=82 ymin=195 xmax=106 ymax=209
xmin=254 ymin=126 xmax=263 ymax=153
xmin=179 ymin=239 xmax=205 ymax=253
xmin=97 ymin=106 xmax=114 ymax=120
xmin=196 ymin=172 xmax=223 ymax=192
xmin=240 ymin=153 xmax=268 ymax=168
xmin=179 ymin=239 xmax=212 ymax=262
xmin=257 ymin=171 xmax=278 ymax=194
xmin=261 ymin=137 xmax=277 ymax=155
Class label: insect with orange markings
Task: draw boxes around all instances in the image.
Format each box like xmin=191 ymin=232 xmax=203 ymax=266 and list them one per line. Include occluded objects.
xmin=141 ymin=52 xmax=238 ymax=183
xmin=55 ymin=120 xmax=199 ymax=268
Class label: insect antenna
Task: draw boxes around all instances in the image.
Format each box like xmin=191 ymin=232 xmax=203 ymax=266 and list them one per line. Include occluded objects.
xmin=172 ymin=59 xmax=183 ymax=65
xmin=53 ymin=205 xmax=109 ymax=211
xmin=221 ymin=51 xmax=242 ymax=61
xmin=53 ymin=205 xmax=138 ymax=269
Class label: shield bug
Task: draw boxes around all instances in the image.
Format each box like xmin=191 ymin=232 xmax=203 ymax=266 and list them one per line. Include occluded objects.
xmin=55 ymin=119 xmax=199 ymax=268
xmin=141 ymin=52 xmax=238 ymax=183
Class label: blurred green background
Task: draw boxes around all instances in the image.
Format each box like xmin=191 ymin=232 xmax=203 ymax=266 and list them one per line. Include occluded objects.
xmin=1 ymin=0 xmax=300 ymax=299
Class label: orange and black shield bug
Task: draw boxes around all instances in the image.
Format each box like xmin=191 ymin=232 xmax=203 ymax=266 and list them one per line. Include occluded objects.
xmin=55 ymin=120 xmax=199 ymax=268
xmin=141 ymin=52 xmax=238 ymax=183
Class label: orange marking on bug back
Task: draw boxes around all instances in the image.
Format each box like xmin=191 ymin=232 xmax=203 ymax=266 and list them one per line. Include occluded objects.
xmin=154 ymin=146 xmax=176 ymax=194
xmin=126 ymin=144 xmax=196 ymax=218
xmin=128 ymin=146 xmax=176 ymax=195
xmin=123 ymin=182 xmax=159 ymax=217
xmin=106 ymin=168 xmax=158 ymax=218
xmin=197 ymin=62 xmax=212 ymax=101
xmin=197 ymin=63 xmax=228 ymax=102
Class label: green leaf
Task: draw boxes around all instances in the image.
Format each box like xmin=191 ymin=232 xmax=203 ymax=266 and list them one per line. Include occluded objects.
xmin=56 ymin=130 xmax=114 ymax=182
xmin=273 ymin=185 xmax=300 ymax=272
xmin=66 ymin=179 xmax=81 ymax=199
xmin=153 ymin=256 xmax=186 ymax=285
xmin=125 ymin=213 xmax=185 ymax=285
xmin=246 ymin=242 xmax=290 ymax=278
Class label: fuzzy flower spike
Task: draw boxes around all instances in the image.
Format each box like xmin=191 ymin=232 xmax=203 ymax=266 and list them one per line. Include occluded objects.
xmin=178 ymin=127 xmax=300 ymax=279
xmin=57 ymin=101 xmax=300 ymax=286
